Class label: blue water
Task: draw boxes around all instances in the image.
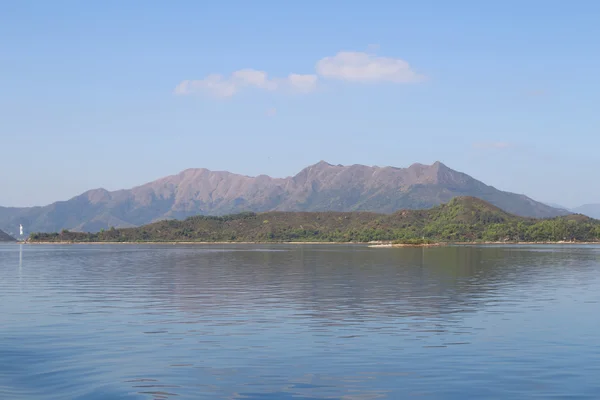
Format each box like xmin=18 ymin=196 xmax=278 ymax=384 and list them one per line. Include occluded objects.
xmin=1 ymin=243 xmax=599 ymax=399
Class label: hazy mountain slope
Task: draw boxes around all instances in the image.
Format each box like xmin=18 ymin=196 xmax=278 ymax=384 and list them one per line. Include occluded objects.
xmin=572 ymin=204 xmax=600 ymax=219
xmin=544 ymin=202 xmax=572 ymax=212
xmin=0 ymin=229 xmax=15 ymax=242
xmin=0 ymin=161 xmax=569 ymax=233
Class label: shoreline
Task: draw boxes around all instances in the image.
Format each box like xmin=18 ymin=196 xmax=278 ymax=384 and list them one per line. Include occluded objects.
xmin=453 ymin=241 xmax=600 ymax=245
xmin=368 ymin=243 xmax=446 ymax=248
xmin=17 ymin=240 xmax=600 ymax=246
xmin=371 ymin=241 xmax=600 ymax=247
xmin=21 ymin=241 xmax=364 ymax=245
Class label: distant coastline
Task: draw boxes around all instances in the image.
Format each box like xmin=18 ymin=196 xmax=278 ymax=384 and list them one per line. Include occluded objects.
xmin=369 ymin=241 xmax=600 ymax=248
xmin=21 ymin=240 xmax=600 ymax=246
xmin=23 ymin=240 xmax=362 ymax=245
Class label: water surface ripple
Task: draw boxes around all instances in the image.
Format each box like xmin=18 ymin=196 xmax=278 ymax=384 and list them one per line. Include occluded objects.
xmin=1 ymin=244 xmax=599 ymax=399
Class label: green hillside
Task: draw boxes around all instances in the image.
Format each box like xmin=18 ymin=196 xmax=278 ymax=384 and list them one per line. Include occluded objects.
xmin=29 ymin=197 xmax=600 ymax=244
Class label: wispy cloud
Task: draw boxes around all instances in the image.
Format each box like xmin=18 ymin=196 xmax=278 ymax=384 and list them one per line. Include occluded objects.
xmin=174 ymin=69 xmax=318 ymax=98
xmin=315 ymin=51 xmax=425 ymax=83
xmin=472 ymin=142 xmax=514 ymax=150
xmin=287 ymin=73 xmax=318 ymax=93
xmin=174 ymin=50 xmax=424 ymax=98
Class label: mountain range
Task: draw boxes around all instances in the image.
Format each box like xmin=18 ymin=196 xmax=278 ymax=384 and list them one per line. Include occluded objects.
xmin=0 ymin=161 xmax=570 ymax=234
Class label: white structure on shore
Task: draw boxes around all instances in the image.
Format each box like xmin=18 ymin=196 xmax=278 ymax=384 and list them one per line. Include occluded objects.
xmin=19 ymin=224 xmax=23 ymax=237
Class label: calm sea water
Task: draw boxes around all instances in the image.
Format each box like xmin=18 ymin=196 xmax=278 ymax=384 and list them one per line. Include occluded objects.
xmin=1 ymin=244 xmax=599 ymax=399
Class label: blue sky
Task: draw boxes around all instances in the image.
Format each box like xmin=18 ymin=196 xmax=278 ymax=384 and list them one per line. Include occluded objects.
xmin=1 ymin=0 xmax=599 ymax=208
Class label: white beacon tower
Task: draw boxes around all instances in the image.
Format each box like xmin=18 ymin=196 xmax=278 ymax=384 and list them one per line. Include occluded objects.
xmin=19 ymin=224 xmax=23 ymax=236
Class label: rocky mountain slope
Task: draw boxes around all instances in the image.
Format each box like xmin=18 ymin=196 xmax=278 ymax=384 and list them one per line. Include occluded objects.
xmin=0 ymin=161 xmax=569 ymax=233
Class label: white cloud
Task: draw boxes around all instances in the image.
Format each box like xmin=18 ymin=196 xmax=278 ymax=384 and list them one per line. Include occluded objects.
xmin=315 ymin=51 xmax=424 ymax=83
xmin=175 ymin=50 xmax=424 ymax=98
xmin=232 ymin=69 xmax=277 ymax=90
xmin=174 ymin=69 xmax=317 ymax=98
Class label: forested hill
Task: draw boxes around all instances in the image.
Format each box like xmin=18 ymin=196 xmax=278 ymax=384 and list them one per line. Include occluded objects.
xmin=29 ymin=197 xmax=600 ymax=244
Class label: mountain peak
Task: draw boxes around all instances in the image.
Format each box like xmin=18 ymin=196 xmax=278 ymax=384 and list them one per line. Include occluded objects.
xmin=81 ymin=188 xmax=112 ymax=204
xmin=432 ymin=160 xmax=449 ymax=170
xmin=313 ymin=160 xmax=333 ymax=168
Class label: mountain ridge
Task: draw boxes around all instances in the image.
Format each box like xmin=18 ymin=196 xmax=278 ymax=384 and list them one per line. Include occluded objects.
xmin=0 ymin=161 xmax=569 ymax=233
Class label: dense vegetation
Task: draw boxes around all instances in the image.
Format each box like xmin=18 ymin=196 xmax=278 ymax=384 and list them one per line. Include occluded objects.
xmin=29 ymin=197 xmax=600 ymax=244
